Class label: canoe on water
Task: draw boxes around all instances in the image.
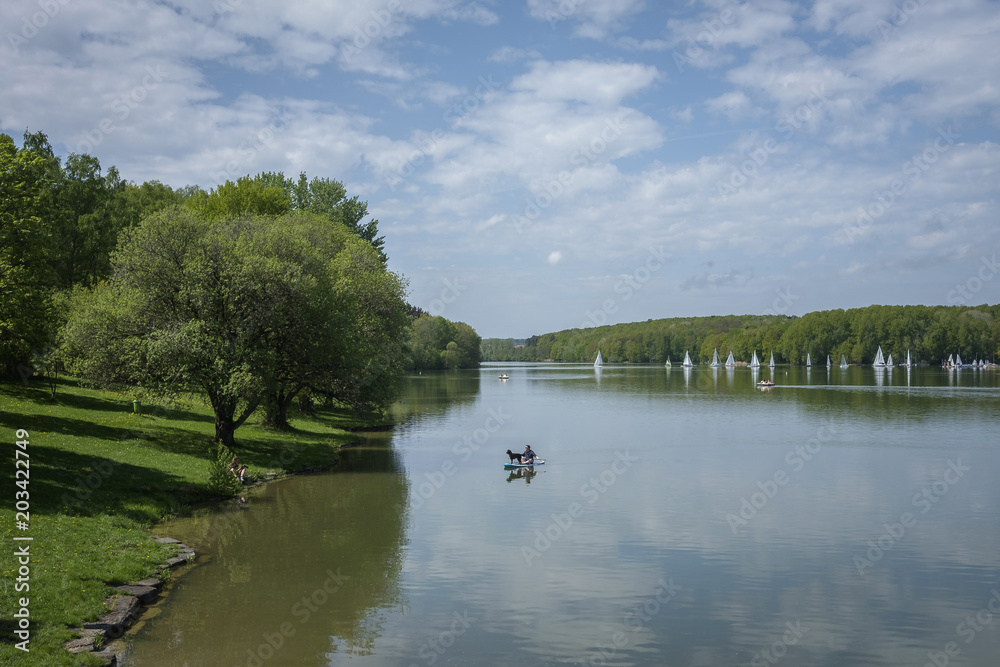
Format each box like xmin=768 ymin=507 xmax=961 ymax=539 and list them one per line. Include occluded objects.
xmin=503 ymin=459 xmax=545 ymax=469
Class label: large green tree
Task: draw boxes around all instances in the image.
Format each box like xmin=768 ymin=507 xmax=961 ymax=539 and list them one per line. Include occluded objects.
xmin=63 ymin=205 xmax=409 ymax=445
xmin=409 ymin=315 xmax=481 ymax=370
xmin=202 ymin=172 xmax=388 ymax=261
xmin=261 ymin=220 xmax=409 ymax=428
xmin=0 ymin=132 xmax=55 ymax=377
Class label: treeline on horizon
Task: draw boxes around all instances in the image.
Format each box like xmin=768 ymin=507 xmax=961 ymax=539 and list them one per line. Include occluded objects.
xmin=1 ymin=130 xmax=478 ymax=444
xmin=481 ymin=305 xmax=1000 ymax=365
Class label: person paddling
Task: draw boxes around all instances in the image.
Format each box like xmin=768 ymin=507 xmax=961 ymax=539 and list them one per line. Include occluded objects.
xmin=523 ymin=444 xmax=538 ymax=464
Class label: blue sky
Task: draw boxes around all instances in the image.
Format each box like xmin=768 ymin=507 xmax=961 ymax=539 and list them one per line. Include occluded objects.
xmin=3 ymin=0 xmax=999 ymax=338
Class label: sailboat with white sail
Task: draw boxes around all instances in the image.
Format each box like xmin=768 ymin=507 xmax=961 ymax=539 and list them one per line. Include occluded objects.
xmin=840 ymin=355 xmax=848 ymax=368
xmin=806 ymin=353 xmax=811 ymax=367
xmin=682 ymin=351 xmax=693 ymax=367
xmin=710 ymin=349 xmax=721 ymax=367
xmin=750 ymin=351 xmax=760 ymax=368
xmin=725 ymin=351 xmax=735 ymax=367
xmin=827 ymin=355 xmax=832 ymax=368
xmin=594 ymin=350 xmax=603 ymax=368
xmin=886 ymin=353 xmax=894 ymax=367
xmin=873 ymin=346 xmax=885 ymax=367
xmin=769 ymin=352 xmax=775 ymax=368
xmin=903 ymin=349 xmax=912 ymax=368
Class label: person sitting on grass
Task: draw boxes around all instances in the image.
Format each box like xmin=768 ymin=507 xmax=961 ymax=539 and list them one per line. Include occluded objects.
xmin=230 ymin=457 xmax=248 ymax=483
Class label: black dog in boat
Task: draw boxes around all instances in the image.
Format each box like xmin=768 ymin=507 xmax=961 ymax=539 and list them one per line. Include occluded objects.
xmin=505 ymin=449 xmax=523 ymax=464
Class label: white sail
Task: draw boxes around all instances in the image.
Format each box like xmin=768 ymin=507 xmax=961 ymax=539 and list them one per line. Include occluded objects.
xmin=769 ymin=352 xmax=775 ymax=368
xmin=725 ymin=351 xmax=735 ymax=367
xmin=594 ymin=350 xmax=603 ymax=367
xmin=956 ymin=353 xmax=963 ymax=366
xmin=827 ymin=355 xmax=831 ymax=367
xmin=806 ymin=353 xmax=811 ymax=367
xmin=682 ymin=351 xmax=693 ymax=367
xmin=905 ymin=350 xmax=911 ymax=368
xmin=840 ymin=355 xmax=848 ymax=368
xmin=750 ymin=350 xmax=760 ymax=368
xmin=886 ymin=353 xmax=893 ymax=367
xmin=873 ymin=346 xmax=885 ymax=367
xmin=710 ymin=348 xmax=720 ymax=367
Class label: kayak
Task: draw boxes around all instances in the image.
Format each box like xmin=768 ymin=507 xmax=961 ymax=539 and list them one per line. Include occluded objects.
xmin=504 ymin=459 xmax=545 ymax=469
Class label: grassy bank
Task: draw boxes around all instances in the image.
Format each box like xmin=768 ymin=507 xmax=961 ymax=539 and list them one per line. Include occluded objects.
xmin=0 ymin=376 xmax=371 ymax=665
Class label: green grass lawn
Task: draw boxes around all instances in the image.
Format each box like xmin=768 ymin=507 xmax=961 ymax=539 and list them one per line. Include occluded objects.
xmin=0 ymin=376 xmax=369 ymax=665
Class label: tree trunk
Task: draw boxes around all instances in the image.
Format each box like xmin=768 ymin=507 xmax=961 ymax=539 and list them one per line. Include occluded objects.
xmin=211 ymin=393 xmax=261 ymax=447
xmin=214 ymin=412 xmax=236 ymax=447
xmin=262 ymin=386 xmax=298 ymax=430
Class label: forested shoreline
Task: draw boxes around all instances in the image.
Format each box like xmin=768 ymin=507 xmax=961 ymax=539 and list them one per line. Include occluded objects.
xmin=482 ymin=305 xmax=1000 ymax=366
xmin=1 ymin=130 xmax=480 ymax=447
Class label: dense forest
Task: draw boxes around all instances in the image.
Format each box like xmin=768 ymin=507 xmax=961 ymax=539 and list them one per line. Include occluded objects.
xmin=408 ymin=314 xmax=481 ymax=370
xmin=482 ymin=305 xmax=1000 ymax=366
xmin=1 ymin=130 xmax=479 ymax=444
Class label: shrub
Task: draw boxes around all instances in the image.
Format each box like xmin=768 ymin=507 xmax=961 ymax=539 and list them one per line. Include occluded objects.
xmin=208 ymin=443 xmax=242 ymax=496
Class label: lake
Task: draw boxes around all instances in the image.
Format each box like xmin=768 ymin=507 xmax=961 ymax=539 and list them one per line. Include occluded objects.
xmin=121 ymin=363 xmax=1000 ymax=666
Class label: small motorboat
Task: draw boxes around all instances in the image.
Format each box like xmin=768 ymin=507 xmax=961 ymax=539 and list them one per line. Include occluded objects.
xmin=498 ymin=373 xmax=509 ymax=380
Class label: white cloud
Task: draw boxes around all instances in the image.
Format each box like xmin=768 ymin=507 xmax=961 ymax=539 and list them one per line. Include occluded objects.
xmin=666 ymin=0 xmax=797 ymax=52
xmin=441 ymin=2 xmax=498 ymax=25
xmin=2 ymin=0 xmax=998 ymax=334
xmin=705 ymin=90 xmax=757 ymax=121
xmin=511 ymin=60 xmax=661 ymax=106
xmin=526 ymin=0 xmax=646 ymax=39
xmin=851 ymin=2 xmax=1000 ymax=122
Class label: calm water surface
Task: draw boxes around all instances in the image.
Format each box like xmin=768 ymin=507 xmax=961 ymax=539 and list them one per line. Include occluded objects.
xmin=122 ymin=364 xmax=1000 ymax=666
